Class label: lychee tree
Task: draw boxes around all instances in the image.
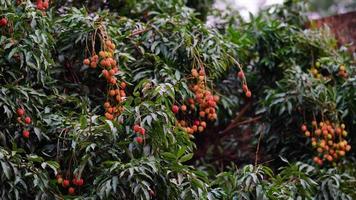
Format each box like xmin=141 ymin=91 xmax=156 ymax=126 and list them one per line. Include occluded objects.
xmin=0 ymin=0 xmax=355 ymax=200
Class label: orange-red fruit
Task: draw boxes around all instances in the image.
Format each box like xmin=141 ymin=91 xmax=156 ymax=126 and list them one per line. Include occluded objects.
xmin=102 ymin=69 xmax=109 ymax=78
xmin=17 ymin=117 xmax=22 ymax=123
xmin=200 ymin=121 xmax=206 ymax=128
xmin=172 ymin=105 xmax=179 ymax=113
xmin=0 ymin=18 xmax=8 ymax=26
xmin=242 ymin=84 xmax=248 ymax=93
xmin=77 ymin=178 xmax=84 ymax=186
xmin=72 ymin=178 xmax=78 ymax=185
xmin=198 ymin=126 xmax=204 ymax=132
xmin=245 ymin=91 xmax=251 ymax=98
xmin=36 ymin=1 xmax=44 ymax=10
xmin=133 ymin=125 xmax=141 ymax=133
xmin=90 ymin=62 xmax=97 ymax=68
xmin=346 ymin=145 xmax=351 ymax=151
xmin=313 ymin=157 xmax=319 ymax=163
xmin=17 ymin=108 xmax=25 ymax=116
xmin=22 ymin=130 xmax=30 ymax=138
xmin=120 ymin=82 xmax=127 ymax=89
xmin=109 ymin=90 xmax=116 ymax=96
xmin=301 ymin=124 xmax=307 ymax=132
xmin=191 ymin=69 xmax=198 ymax=77
xmin=338 ymin=150 xmax=345 ymax=156
xmin=92 ymin=55 xmax=99 ymax=60
xmin=109 ymin=69 xmax=115 ymax=76
xmin=68 ymin=187 xmax=75 ymax=195
xmin=312 ymin=121 xmax=317 ymax=127
xmin=305 ymin=131 xmax=310 ymax=137
xmin=99 ymin=51 xmax=106 ymax=58
xmin=139 ymin=128 xmax=146 ymax=135
xmin=135 ymin=136 xmax=143 ymax=144
xmin=62 ymin=179 xmax=70 ymax=188
xmin=104 ymin=101 xmax=110 ymax=108
xmin=237 ymin=71 xmax=244 ymax=79
xmin=83 ymin=59 xmax=90 ymax=65
xmin=24 ymin=117 xmax=31 ymax=124
xmin=105 ymin=112 xmax=113 ymax=120
xmin=181 ymin=104 xmax=187 ymax=112
xmin=57 ymin=177 xmax=63 ymax=184
xmin=188 ymin=98 xmax=195 ymax=104
xmin=109 ymin=77 xmax=117 ymax=84
xmin=43 ymin=1 xmax=49 ymax=9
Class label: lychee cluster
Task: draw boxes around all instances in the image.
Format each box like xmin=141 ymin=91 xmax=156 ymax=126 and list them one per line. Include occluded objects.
xmin=15 ymin=108 xmax=32 ymax=138
xmin=172 ymin=68 xmax=219 ymax=134
xmin=133 ymin=124 xmax=145 ymax=144
xmin=36 ymin=0 xmax=49 ymax=10
xmin=301 ymin=120 xmax=351 ymax=166
xmin=337 ymin=65 xmax=348 ymax=78
xmin=56 ymin=173 xmax=84 ymax=196
xmin=236 ymin=70 xmax=251 ymax=98
xmin=83 ymin=40 xmax=127 ymax=121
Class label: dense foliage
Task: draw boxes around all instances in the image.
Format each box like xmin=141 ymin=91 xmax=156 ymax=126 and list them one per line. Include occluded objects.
xmin=0 ymin=0 xmax=355 ymax=199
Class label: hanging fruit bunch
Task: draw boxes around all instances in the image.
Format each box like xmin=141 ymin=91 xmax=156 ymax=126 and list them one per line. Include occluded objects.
xmin=36 ymin=0 xmax=50 ymax=11
xmin=337 ymin=64 xmax=348 ymax=78
xmin=172 ymin=66 xmax=219 ymax=135
xmin=237 ymin=69 xmax=251 ymax=98
xmin=309 ymin=61 xmax=349 ymax=80
xmin=133 ymin=124 xmax=145 ymax=144
xmin=173 ymin=55 xmax=249 ymax=135
xmin=15 ymin=107 xmax=32 ymax=138
xmin=83 ymin=25 xmax=127 ymax=121
xmin=56 ymin=172 xmax=84 ymax=196
xmin=301 ymin=119 xmax=351 ymax=166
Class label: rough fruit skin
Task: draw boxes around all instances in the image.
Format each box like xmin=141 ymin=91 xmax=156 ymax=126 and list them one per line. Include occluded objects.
xmin=135 ymin=136 xmax=143 ymax=144
xmin=68 ymin=187 xmax=75 ymax=195
xmin=83 ymin=59 xmax=90 ymax=65
xmin=120 ymin=82 xmax=127 ymax=89
xmin=43 ymin=1 xmax=49 ymax=9
xmin=24 ymin=117 xmax=31 ymax=124
xmin=62 ymin=179 xmax=70 ymax=188
xmin=57 ymin=177 xmax=63 ymax=184
xmin=191 ymin=69 xmax=198 ymax=77
xmin=301 ymin=125 xmax=307 ymax=132
xmin=72 ymin=178 xmax=78 ymax=185
xmin=172 ymin=105 xmax=179 ymax=113
xmin=245 ymin=91 xmax=252 ymax=98
xmin=77 ymin=178 xmax=84 ymax=186
xmin=105 ymin=112 xmax=113 ymax=120
xmin=139 ymin=128 xmax=145 ymax=135
xmin=0 ymin=18 xmax=7 ymax=26
xmin=22 ymin=130 xmax=30 ymax=138
xmin=16 ymin=108 xmax=25 ymax=116
xmin=242 ymin=84 xmax=248 ymax=93
xmin=237 ymin=71 xmax=244 ymax=79
xmin=181 ymin=105 xmax=187 ymax=112
xmin=133 ymin=125 xmax=140 ymax=132
xmin=17 ymin=117 xmax=22 ymax=123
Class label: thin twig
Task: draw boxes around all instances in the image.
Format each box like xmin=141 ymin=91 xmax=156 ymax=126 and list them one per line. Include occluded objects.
xmin=255 ymin=126 xmax=264 ymax=167
xmin=128 ymin=28 xmax=151 ymax=38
